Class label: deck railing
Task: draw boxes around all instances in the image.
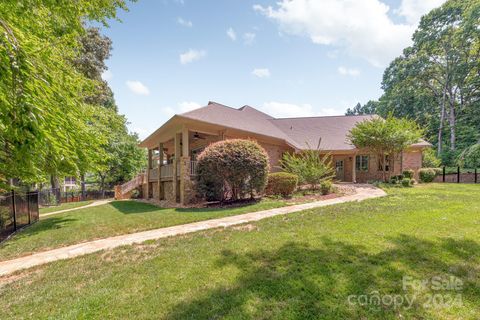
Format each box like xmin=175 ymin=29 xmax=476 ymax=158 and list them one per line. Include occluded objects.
xmin=149 ymin=161 xmax=198 ymax=180
xmin=161 ymin=164 xmax=174 ymax=178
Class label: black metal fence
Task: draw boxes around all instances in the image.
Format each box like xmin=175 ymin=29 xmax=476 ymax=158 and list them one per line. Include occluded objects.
xmin=434 ymin=167 xmax=479 ymax=184
xmin=38 ymin=188 xmax=114 ymax=207
xmin=0 ymin=191 xmax=39 ymax=242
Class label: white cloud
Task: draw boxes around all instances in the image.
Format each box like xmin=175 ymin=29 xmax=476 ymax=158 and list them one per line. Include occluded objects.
xmin=252 ymin=68 xmax=271 ymax=78
xmin=338 ymin=66 xmax=360 ymax=77
xmin=177 ymin=17 xmax=193 ymax=27
xmin=161 ymin=101 xmax=202 ymax=116
xmin=226 ymin=27 xmax=237 ymax=41
xmin=254 ymin=0 xmax=445 ymax=67
xmin=260 ymin=102 xmax=337 ymax=118
xmin=243 ymin=32 xmax=256 ymax=45
xmin=396 ymin=0 xmax=446 ymax=24
xmin=179 ymin=49 xmax=206 ymax=65
xmin=101 ymin=70 xmax=113 ymax=81
xmin=126 ymin=80 xmax=150 ymax=95
xmin=178 ymin=101 xmax=202 ymax=113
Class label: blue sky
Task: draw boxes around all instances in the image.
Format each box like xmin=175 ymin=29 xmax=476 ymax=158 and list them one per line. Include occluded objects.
xmin=100 ymin=0 xmax=445 ymax=139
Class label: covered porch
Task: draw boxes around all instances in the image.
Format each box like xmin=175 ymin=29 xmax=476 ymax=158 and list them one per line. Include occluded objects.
xmin=144 ymin=124 xmax=225 ymax=204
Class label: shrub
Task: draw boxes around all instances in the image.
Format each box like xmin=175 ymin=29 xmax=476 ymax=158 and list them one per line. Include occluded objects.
xmin=320 ymin=180 xmax=333 ymax=195
xmin=419 ymin=168 xmax=436 ymax=183
xmin=265 ymin=172 xmax=298 ymax=197
xmin=401 ymin=178 xmax=413 ymax=187
xmin=196 ymin=139 xmax=269 ymax=201
xmin=457 ymin=144 xmax=480 ymax=168
xmin=422 ymin=148 xmax=441 ymax=168
xmin=130 ymin=188 xmax=141 ymax=199
xmin=402 ymin=169 xmax=414 ymax=179
xmin=280 ymin=148 xmax=335 ymax=190
xmin=389 ymin=174 xmax=404 ymax=184
xmin=433 ymin=168 xmax=443 ymax=176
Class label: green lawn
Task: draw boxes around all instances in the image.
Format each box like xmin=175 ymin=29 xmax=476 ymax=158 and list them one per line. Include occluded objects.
xmin=0 ymin=199 xmax=287 ymax=261
xmin=1 ymin=184 xmax=480 ymax=319
xmin=39 ymin=200 xmax=94 ymax=214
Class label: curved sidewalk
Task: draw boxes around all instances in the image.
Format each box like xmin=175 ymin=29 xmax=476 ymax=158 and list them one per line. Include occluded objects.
xmin=0 ymin=185 xmax=386 ymax=277
xmin=40 ymin=199 xmax=113 ymax=218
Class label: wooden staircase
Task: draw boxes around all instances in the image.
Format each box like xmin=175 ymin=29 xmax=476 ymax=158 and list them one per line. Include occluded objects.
xmin=115 ymin=173 xmax=145 ymax=200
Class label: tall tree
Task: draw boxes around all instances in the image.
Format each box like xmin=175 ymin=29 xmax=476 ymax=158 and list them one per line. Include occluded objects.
xmin=379 ymin=0 xmax=480 ymax=164
xmin=0 ymin=1 xmax=129 ymax=189
xmin=345 ymin=101 xmax=379 ymax=115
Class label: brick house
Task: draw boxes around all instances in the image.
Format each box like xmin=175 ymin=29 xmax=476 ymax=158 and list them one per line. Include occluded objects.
xmin=135 ymin=101 xmax=430 ymax=204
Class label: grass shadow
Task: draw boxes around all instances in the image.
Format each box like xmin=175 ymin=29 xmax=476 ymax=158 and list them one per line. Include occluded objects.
xmin=166 ymin=235 xmax=480 ymax=319
xmin=109 ymin=201 xmax=168 ymax=214
xmin=0 ymin=217 xmax=78 ymax=248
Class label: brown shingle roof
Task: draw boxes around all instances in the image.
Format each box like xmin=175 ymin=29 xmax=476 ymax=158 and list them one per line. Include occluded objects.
xmin=180 ymin=102 xmax=299 ymax=147
xmin=143 ymin=102 xmax=430 ymax=150
xmin=271 ymin=115 xmax=376 ymax=150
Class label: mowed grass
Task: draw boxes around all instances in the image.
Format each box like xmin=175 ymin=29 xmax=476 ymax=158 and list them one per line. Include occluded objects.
xmin=39 ymin=200 xmax=94 ymax=214
xmin=0 ymin=199 xmax=286 ymax=261
xmin=1 ymin=184 xmax=480 ymax=319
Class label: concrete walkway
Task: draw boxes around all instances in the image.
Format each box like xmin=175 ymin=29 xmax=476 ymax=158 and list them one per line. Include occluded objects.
xmin=0 ymin=185 xmax=386 ymax=277
xmin=40 ymin=199 xmax=113 ymax=218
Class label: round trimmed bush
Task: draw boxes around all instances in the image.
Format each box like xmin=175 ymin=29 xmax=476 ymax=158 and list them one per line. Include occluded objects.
xmin=419 ymin=168 xmax=436 ymax=183
xmin=402 ymin=169 xmax=414 ymax=179
xmin=265 ymin=172 xmax=298 ymax=197
xmin=196 ymin=139 xmax=269 ymax=201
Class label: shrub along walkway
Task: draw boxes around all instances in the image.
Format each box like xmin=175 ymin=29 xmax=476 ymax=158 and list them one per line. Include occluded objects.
xmin=40 ymin=199 xmax=113 ymax=217
xmin=0 ymin=185 xmax=385 ymax=276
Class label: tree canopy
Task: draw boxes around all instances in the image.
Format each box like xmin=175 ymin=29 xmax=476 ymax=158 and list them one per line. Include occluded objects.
xmin=0 ymin=1 xmax=145 ymax=190
xmin=377 ymin=0 xmax=480 ymax=165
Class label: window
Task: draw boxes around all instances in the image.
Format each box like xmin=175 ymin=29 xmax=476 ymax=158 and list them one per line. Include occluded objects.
xmin=356 ymin=155 xmax=369 ymax=172
xmin=378 ymin=155 xmax=391 ymax=172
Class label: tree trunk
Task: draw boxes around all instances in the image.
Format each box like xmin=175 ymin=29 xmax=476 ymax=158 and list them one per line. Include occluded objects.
xmin=448 ymin=94 xmax=456 ymax=151
xmin=80 ymin=173 xmax=86 ymax=200
xmin=437 ymin=84 xmax=448 ymax=157
xmin=50 ymin=174 xmax=59 ymax=189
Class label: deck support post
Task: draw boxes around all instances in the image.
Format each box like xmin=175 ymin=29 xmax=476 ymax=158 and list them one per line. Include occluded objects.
xmin=352 ymin=153 xmax=357 ymax=183
xmin=157 ymin=143 xmax=163 ymax=200
xmin=146 ymin=149 xmax=152 ymax=198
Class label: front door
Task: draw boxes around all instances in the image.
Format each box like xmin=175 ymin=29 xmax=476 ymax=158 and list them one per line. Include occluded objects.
xmin=335 ymin=160 xmax=345 ymax=181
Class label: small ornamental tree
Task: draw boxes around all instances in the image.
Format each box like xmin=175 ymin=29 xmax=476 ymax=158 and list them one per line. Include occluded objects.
xmin=347 ymin=116 xmax=423 ymax=182
xmin=458 ymin=144 xmax=480 ymax=168
xmin=196 ymin=139 xmax=269 ymax=201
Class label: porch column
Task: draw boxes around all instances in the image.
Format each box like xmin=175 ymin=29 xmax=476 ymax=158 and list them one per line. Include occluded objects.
xmin=180 ymin=127 xmax=191 ymax=205
xmin=352 ymin=153 xmax=357 ymax=183
xmin=146 ymin=149 xmax=152 ymax=198
xmin=157 ymin=143 xmax=163 ymax=200
xmin=172 ymin=133 xmax=181 ymax=203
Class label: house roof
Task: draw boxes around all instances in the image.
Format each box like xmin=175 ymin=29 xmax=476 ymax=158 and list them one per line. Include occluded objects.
xmin=140 ymin=101 xmax=430 ymax=150
xmin=271 ymin=115 xmax=376 ymax=150
xmin=180 ymin=102 xmax=299 ymax=147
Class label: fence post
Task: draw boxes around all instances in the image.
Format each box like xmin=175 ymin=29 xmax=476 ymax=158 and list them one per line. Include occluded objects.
xmin=11 ymin=190 xmax=16 ymax=231
xmin=476 ymin=168 xmax=478 ymax=184
xmin=443 ymin=166 xmax=446 ymax=183
xmin=457 ymin=166 xmax=460 ymax=183
xmin=27 ymin=192 xmax=31 ymax=225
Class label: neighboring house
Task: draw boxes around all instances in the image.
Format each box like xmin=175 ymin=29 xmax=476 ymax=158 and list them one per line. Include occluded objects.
xmin=62 ymin=176 xmax=78 ymax=192
xmin=138 ymin=101 xmax=430 ymax=204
